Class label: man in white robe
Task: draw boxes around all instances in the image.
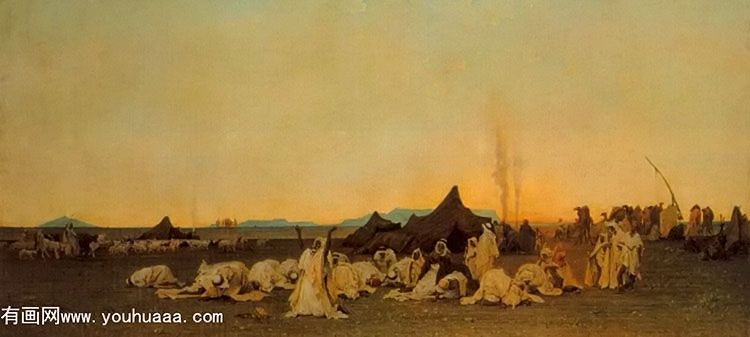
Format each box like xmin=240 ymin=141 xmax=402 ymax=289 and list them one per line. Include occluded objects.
xmin=584 ymin=233 xmax=613 ymax=288
xmin=286 ymin=227 xmax=347 ymax=319
xmin=156 ymin=261 xmax=265 ymax=302
xmin=514 ymin=263 xmax=562 ymax=296
xmin=126 ymin=265 xmax=182 ymax=288
xmin=61 ymin=223 xmax=80 ymax=256
xmin=464 ymin=224 xmax=500 ymax=281
xmin=384 ymin=265 xmax=467 ymax=302
xmin=327 ymin=261 xmax=366 ymax=300
xmin=460 ymin=269 xmax=544 ymax=308
xmin=373 ymin=247 xmax=398 ymax=274
xmin=606 ymin=222 xmax=626 ymax=290
xmin=265 ymin=258 xmax=300 ymax=286
xmin=248 ymin=260 xmax=295 ymax=292
xmin=385 ymin=248 xmax=425 ymax=288
xmin=616 ymin=225 xmax=644 ymax=291
xmin=435 ymin=271 xmax=468 ymax=299
xmin=383 ymin=264 xmax=440 ymax=301
xmin=351 ymin=261 xmax=385 ymax=288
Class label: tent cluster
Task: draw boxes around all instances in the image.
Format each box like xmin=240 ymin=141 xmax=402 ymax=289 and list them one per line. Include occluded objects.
xmin=342 ymin=212 xmax=401 ymax=250
xmin=344 ymin=186 xmax=492 ymax=254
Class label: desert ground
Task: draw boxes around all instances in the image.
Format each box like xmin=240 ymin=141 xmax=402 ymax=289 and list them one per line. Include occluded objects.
xmin=1 ymin=228 xmax=749 ymax=337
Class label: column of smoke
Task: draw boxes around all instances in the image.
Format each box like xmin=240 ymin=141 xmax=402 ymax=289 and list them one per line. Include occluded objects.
xmin=512 ymin=153 xmax=523 ymax=227
xmin=493 ymin=131 xmax=510 ymax=223
xmin=493 ymin=130 xmax=524 ymax=227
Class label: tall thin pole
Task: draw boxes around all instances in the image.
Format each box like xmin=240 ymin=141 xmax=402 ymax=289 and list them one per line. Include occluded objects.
xmin=645 ymin=157 xmax=683 ymax=219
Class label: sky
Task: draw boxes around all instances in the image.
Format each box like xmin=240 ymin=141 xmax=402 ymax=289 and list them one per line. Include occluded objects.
xmin=0 ymin=0 xmax=748 ymax=227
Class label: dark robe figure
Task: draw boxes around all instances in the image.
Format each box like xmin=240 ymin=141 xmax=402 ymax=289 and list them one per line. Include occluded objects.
xmin=499 ymin=223 xmax=521 ymax=254
xmin=518 ymin=220 xmax=536 ymax=253
xmin=700 ymin=206 xmax=714 ymax=235
xmin=418 ymin=239 xmax=456 ymax=284
xmin=574 ymin=206 xmax=593 ymax=245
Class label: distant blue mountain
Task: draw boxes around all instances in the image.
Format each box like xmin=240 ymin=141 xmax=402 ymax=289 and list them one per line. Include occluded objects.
xmin=39 ymin=216 xmax=97 ymax=228
xmin=379 ymin=208 xmax=431 ymax=225
xmin=236 ymin=218 xmax=319 ymax=228
xmin=472 ymin=209 xmax=502 ymax=222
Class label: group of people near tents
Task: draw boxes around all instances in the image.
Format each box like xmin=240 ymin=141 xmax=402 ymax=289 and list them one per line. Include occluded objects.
xmin=282 ymin=221 xmax=630 ymax=319
xmin=123 ymin=204 xmax=749 ymax=320
xmin=126 ymin=222 xmax=598 ymax=319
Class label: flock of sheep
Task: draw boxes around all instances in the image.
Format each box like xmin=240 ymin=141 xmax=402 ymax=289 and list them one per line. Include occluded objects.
xmin=6 ymin=230 xmax=267 ymax=260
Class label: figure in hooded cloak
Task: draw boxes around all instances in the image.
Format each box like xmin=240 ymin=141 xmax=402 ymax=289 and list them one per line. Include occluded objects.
xmin=538 ymin=243 xmax=582 ymax=292
xmin=373 ymin=247 xmax=398 ymax=274
xmin=61 ymin=222 xmax=80 ymax=256
xmin=584 ymin=233 xmax=613 ymax=288
xmin=699 ymin=206 xmax=714 ymax=235
xmin=464 ymin=223 xmax=500 ymax=281
xmin=616 ymin=225 xmax=644 ymax=291
xmin=435 ymin=271 xmax=468 ymax=299
xmin=126 ymin=265 xmax=182 ymax=289
xmin=384 ymin=240 xmax=459 ymax=302
xmin=385 ymin=248 xmax=425 ymax=287
xmin=514 ymin=263 xmax=562 ymax=296
xmin=155 ymin=261 xmax=265 ymax=302
xmin=418 ymin=239 xmax=454 ymax=283
xmin=553 ymin=243 xmax=582 ymax=291
xmin=285 ymin=227 xmax=347 ymax=319
xmin=685 ymin=205 xmax=702 ymax=238
xmin=460 ymin=269 xmax=544 ymax=308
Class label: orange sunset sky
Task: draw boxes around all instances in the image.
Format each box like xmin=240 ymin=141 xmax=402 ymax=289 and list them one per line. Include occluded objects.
xmin=0 ymin=1 xmax=748 ymax=227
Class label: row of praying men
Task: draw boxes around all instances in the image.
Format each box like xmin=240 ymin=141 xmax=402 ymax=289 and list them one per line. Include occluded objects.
xmin=124 ymin=221 xmax=642 ymax=319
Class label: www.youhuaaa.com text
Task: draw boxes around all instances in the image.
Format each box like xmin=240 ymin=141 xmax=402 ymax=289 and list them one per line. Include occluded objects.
xmin=1 ymin=306 xmax=224 ymax=326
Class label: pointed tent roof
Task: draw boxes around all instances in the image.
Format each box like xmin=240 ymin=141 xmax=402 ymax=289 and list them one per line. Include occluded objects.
xmin=402 ymin=186 xmax=491 ymax=252
xmin=343 ymin=211 xmax=401 ymax=247
xmin=138 ymin=216 xmax=196 ymax=240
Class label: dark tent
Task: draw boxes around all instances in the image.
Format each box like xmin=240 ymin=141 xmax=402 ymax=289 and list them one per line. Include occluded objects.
xmin=356 ymin=230 xmax=414 ymax=254
xmin=355 ymin=186 xmax=490 ymax=254
xmin=343 ymin=212 xmax=401 ymax=247
xmin=138 ymin=216 xmax=197 ymax=240
xmin=401 ymin=186 xmax=491 ymax=253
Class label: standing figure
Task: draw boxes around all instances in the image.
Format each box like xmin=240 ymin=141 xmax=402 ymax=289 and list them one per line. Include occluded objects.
xmin=61 ymin=222 xmax=80 ymax=256
xmin=464 ymin=223 xmax=500 ymax=281
xmin=684 ymin=205 xmax=702 ymax=238
xmin=607 ymin=222 xmax=626 ymax=289
xmin=700 ymin=206 xmax=714 ymax=235
xmin=616 ymin=225 xmax=644 ymax=292
xmin=285 ymin=227 xmax=347 ymax=319
xmin=584 ymin=233 xmax=612 ymax=288
xmin=574 ymin=206 xmax=593 ymax=245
